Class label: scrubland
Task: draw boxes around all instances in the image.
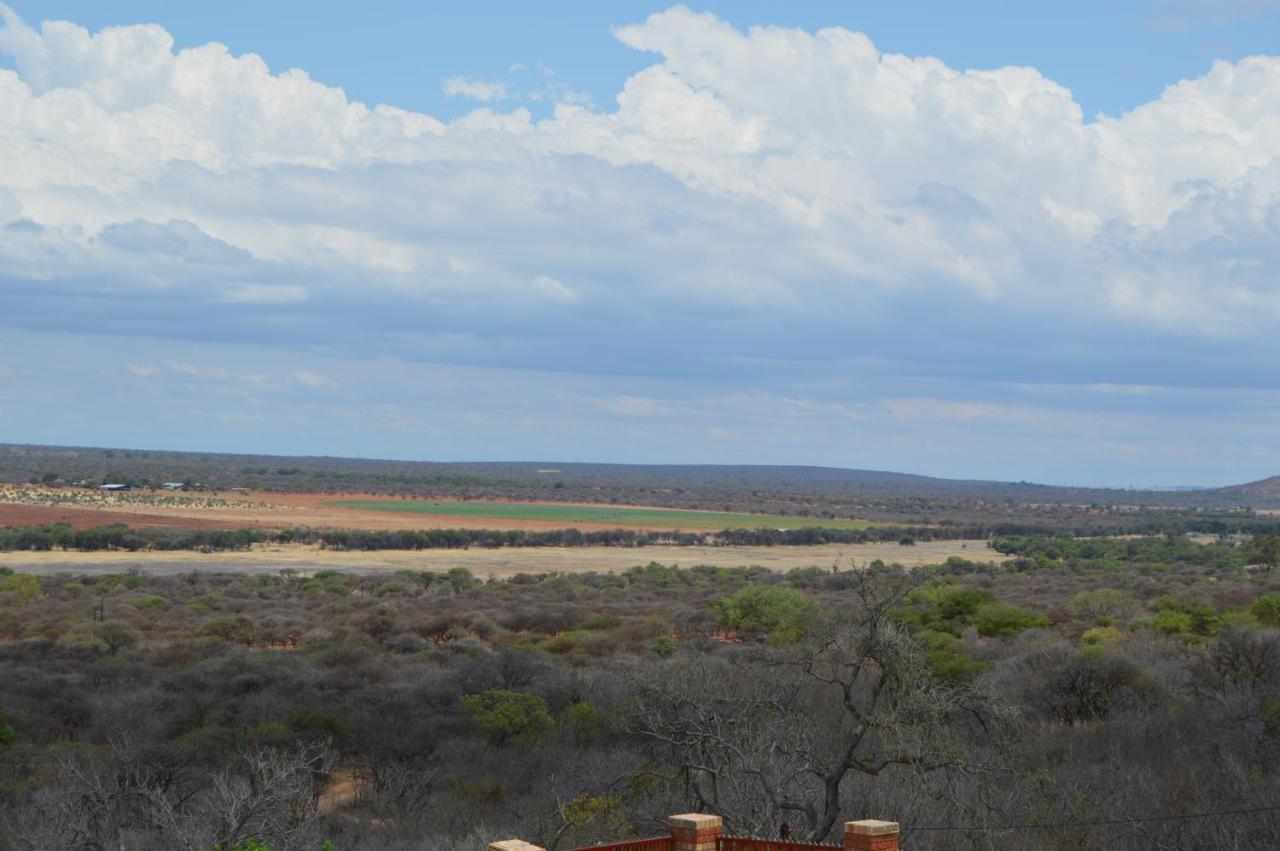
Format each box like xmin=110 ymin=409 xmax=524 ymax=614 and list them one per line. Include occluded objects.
xmin=3 ymin=533 xmax=1280 ymax=849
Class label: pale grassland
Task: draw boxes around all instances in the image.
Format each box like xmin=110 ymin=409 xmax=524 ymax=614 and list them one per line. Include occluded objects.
xmin=0 ymin=539 xmax=1002 ymax=576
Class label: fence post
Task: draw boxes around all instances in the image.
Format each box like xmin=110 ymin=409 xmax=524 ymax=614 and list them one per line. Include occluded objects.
xmin=487 ymin=841 xmax=545 ymax=851
xmin=844 ymin=820 xmax=899 ymax=851
xmin=668 ymin=813 xmax=723 ymax=850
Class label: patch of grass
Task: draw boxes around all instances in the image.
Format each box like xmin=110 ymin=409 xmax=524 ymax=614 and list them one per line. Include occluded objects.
xmin=325 ymin=500 xmax=873 ymax=530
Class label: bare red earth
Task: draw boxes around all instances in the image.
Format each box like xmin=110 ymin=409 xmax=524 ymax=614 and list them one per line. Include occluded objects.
xmin=0 ymin=502 xmax=254 ymax=530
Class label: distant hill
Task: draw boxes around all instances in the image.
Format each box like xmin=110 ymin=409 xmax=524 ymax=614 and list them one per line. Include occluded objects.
xmin=475 ymin=463 xmax=1280 ymax=508
xmin=1214 ymin=474 xmax=1280 ymax=505
xmin=1 ymin=442 xmax=1277 ymax=510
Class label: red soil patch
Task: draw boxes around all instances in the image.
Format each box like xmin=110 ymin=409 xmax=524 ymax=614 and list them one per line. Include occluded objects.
xmin=0 ymin=502 xmax=250 ymax=530
xmin=319 ymin=771 xmax=361 ymax=813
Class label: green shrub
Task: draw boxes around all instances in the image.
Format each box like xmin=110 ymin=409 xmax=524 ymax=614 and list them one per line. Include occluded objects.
xmin=712 ymin=585 xmax=819 ymax=639
xmin=906 ymin=586 xmax=992 ymax=628
xmin=1150 ymin=610 xmax=1195 ymax=636
xmin=284 ymin=709 xmax=347 ymax=739
xmin=1082 ymin=625 xmax=1125 ymax=647
xmin=460 ymin=689 xmax=554 ymax=746
xmin=445 ymin=567 xmax=478 ymax=592
xmin=974 ymin=602 xmax=1050 ymax=637
xmin=934 ymin=587 xmax=992 ymax=620
xmin=648 ymin=635 xmax=677 ymax=655
xmin=134 ymin=595 xmax=169 ymax=609
xmin=198 ymin=616 xmax=258 ymax=644
xmin=394 ymin=569 xmax=435 ymax=588
xmin=1149 ymin=597 xmax=1220 ymax=639
xmin=1252 ymin=593 xmax=1280 ymax=626
xmin=581 ymin=613 xmax=623 ymax=630
xmin=0 ymin=573 xmax=40 ymax=600
xmin=926 ymin=650 xmax=986 ymax=684
xmin=224 ymin=840 xmax=275 ymax=851
xmin=540 ymin=633 xmax=580 ymax=655
xmin=303 ymin=571 xmax=350 ymax=594
xmin=1246 ymin=533 xmax=1280 ymax=572
xmin=914 ymin=629 xmax=963 ymax=651
xmin=562 ymin=700 xmax=600 ymax=744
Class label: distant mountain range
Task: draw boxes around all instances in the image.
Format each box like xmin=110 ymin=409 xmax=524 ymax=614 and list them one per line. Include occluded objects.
xmin=1 ymin=443 xmax=1278 ymax=509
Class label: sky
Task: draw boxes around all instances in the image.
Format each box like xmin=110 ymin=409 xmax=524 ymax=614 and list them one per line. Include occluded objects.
xmin=2 ymin=2 xmax=1280 ymax=487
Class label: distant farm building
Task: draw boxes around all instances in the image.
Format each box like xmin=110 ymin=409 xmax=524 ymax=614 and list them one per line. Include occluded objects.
xmin=99 ymin=483 xmax=129 ymax=491
xmin=162 ymin=482 xmax=186 ymax=490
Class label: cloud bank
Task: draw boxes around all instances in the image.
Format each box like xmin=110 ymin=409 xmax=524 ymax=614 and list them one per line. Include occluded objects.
xmin=2 ymin=3 xmax=1280 ymax=483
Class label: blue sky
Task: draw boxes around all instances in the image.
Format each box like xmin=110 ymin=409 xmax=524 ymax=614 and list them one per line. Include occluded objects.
xmin=2 ymin=1 xmax=1280 ymax=487
xmin=18 ymin=1 xmax=1280 ymax=120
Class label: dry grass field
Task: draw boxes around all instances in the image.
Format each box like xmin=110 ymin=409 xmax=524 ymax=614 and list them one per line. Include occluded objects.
xmin=0 ymin=538 xmax=1001 ymax=576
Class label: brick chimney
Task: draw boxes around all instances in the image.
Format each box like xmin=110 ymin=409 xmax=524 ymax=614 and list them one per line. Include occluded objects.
xmin=844 ymin=819 xmax=900 ymax=851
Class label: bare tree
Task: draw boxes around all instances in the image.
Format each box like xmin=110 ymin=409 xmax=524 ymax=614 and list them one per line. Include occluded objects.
xmin=629 ymin=572 xmax=1008 ymax=841
xmin=148 ymin=740 xmax=335 ymax=851
xmin=2 ymin=737 xmax=334 ymax=851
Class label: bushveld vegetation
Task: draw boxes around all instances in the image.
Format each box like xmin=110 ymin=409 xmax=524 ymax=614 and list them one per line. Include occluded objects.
xmin=4 ymin=519 xmax=1280 ymax=554
xmin=0 ymin=522 xmax=934 ymax=553
xmin=5 ymin=534 xmax=1280 ymax=848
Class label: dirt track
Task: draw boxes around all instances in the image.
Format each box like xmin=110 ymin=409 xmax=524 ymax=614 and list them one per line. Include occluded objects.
xmin=0 ymin=539 xmax=1002 ymax=576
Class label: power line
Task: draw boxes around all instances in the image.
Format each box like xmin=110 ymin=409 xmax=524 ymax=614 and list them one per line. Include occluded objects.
xmin=907 ymin=803 xmax=1280 ymax=832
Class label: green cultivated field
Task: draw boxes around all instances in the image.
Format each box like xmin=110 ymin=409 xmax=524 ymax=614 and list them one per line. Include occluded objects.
xmin=326 ymin=499 xmax=873 ymax=530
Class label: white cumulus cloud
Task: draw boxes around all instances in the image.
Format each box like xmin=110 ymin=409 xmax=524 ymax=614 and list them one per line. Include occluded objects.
xmin=2 ymin=2 xmax=1280 ymax=482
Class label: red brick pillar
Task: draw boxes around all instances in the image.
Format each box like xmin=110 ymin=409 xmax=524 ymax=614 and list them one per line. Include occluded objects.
xmin=668 ymin=813 xmax=723 ymax=851
xmin=844 ymin=820 xmax=899 ymax=851
xmin=488 ymin=841 xmax=545 ymax=851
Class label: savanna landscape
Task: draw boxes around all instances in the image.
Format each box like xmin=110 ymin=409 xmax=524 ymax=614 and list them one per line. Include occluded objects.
xmin=6 ymin=2 xmax=1280 ymax=851
xmin=4 ymin=445 xmax=1280 ymax=849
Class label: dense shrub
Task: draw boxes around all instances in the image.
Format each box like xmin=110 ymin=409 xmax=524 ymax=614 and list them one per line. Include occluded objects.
xmin=460 ymin=689 xmax=554 ymax=746
xmin=973 ymin=601 xmax=1051 ymax=637
xmin=712 ymin=585 xmax=819 ymax=638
